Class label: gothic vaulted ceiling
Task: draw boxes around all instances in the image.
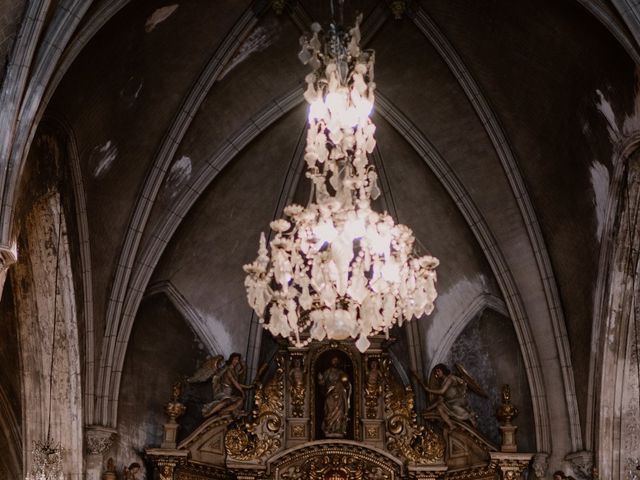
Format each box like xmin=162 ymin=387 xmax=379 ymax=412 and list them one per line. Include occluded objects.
xmin=1 ymin=0 xmax=639 ymax=477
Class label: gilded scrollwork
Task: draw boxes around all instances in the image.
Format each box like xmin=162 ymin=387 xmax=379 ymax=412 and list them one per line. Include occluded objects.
xmin=279 ymin=453 xmax=392 ymax=480
xmin=225 ymin=354 xmax=285 ymax=461
xmin=383 ymin=359 xmax=445 ymax=465
xmin=489 ymin=455 xmax=532 ymax=480
xmin=442 ymin=465 xmax=498 ymax=480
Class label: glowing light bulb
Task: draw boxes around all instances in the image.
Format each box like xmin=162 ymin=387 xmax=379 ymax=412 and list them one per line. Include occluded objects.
xmin=345 ymin=216 xmax=366 ymax=240
xmin=326 ymin=92 xmax=347 ymax=116
xmin=356 ymin=98 xmax=373 ymax=121
xmin=381 ymin=261 xmax=400 ymax=283
xmin=314 ymin=221 xmax=338 ymax=243
xmin=309 ymin=99 xmax=327 ymax=122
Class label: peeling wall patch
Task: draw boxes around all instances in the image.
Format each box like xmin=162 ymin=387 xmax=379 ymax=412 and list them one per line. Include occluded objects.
xmin=145 ymin=4 xmax=179 ymax=33
xmin=218 ymin=18 xmax=281 ymax=80
xmin=201 ymin=312 xmax=233 ymax=357
xmin=89 ymin=141 xmax=118 ymax=178
xmin=595 ymin=84 xmax=640 ymax=143
xmin=424 ymin=274 xmax=489 ymax=357
xmin=589 ymin=161 xmax=609 ymax=241
xmin=595 ymin=89 xmax=619 ymax=141
xmin=119 ymin=76 xmax=143 ymax=108
xmin=165 ymin=155 xmax=192 ymax=198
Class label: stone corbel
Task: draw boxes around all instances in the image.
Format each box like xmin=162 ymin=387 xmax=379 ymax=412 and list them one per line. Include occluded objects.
xmin=531 ymin=453 xmax=549 ymax=479
xmin=0 ymin=242 xmax=18 ymax=295
xmin=0 ymin=242 xmax=17 ymax=273
xmin=565 ymin=451 xmax=593 ymax=480
xmin=85 ymin=425 xmax=117 ymax=480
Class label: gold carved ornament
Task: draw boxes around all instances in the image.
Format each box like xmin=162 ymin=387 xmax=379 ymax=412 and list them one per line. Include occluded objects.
xmin=382 ymin=359 xmax=445 ymax=464
xmin=289 ymin=355 xmax=306 ymax=418
xmin=488 ymin=458 xmax=530 ymax=480
xmin=364 ymin=356 xmax=383 ymax=419
xmin=224 ymin=354 xmax=285 ymax=461
xmin=280 ymin=453 xmax=392 ymax=480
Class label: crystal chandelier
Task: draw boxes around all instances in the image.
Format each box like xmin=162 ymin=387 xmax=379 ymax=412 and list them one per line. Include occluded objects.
xmin=243 ymin=14 xmax=438 ymax=353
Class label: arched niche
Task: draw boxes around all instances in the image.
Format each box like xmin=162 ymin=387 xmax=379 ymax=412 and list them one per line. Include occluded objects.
xmin=116 ymin=292 xmax=210 ymax=474
xmin=313 ymin=349 xmax=356 ymax=441
xmin=442 ymin=307 xmax=535 ymax=452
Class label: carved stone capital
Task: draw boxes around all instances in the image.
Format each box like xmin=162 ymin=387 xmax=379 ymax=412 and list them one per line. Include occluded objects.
xmin=565 ymin=450 xmax=593 ymax=480
xmin=531 ymin=453 xmax=549 ymax=479
xmin=85 ymin=425 xmax=117 ymax=456
xmin=0 ymin=242 xmax=17 ymax=273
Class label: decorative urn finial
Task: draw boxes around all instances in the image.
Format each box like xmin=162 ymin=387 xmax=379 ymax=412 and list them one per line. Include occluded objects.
xmin=164 ymin=382 xmax=186 ymax=424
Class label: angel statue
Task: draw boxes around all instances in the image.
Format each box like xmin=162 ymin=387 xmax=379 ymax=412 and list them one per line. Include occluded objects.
xmin=414 ymin=363 xmax=487 ymax=430
xmin=123 ymin=462 xmax=141 ymax=480
xmin=187 ymin=353 xmax=254 ymax=418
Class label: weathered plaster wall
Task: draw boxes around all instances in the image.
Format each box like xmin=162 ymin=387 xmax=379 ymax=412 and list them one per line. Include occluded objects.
xmin=47 ymin=0 xmax=251 ymax=358
xmin=372 ymin=114 xmax=502 ymax=369
xmin=424 ymin=0 xmax=637 ymax=429
xmin=116 ymin=293 xmax=207 ymax=476
xmin=0 ymin=0 xmax=26 ymax=75
xmin=151 ymin=105 xmax=308 ymax=357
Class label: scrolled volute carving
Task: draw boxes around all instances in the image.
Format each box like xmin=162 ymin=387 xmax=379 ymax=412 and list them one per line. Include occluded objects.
xmin=382 ymin=360 xmax=445 ymax=464
xmin=225 ymin=354 xmax=285 ymax=461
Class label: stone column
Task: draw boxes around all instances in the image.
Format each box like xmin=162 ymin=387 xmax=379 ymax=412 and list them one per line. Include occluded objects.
xmin=85 ymin=426 xmax=116 ymax=480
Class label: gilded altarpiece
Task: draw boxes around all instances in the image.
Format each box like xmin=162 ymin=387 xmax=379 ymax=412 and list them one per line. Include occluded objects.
xmin=146 ymin=338 xmax=532 ymax=480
